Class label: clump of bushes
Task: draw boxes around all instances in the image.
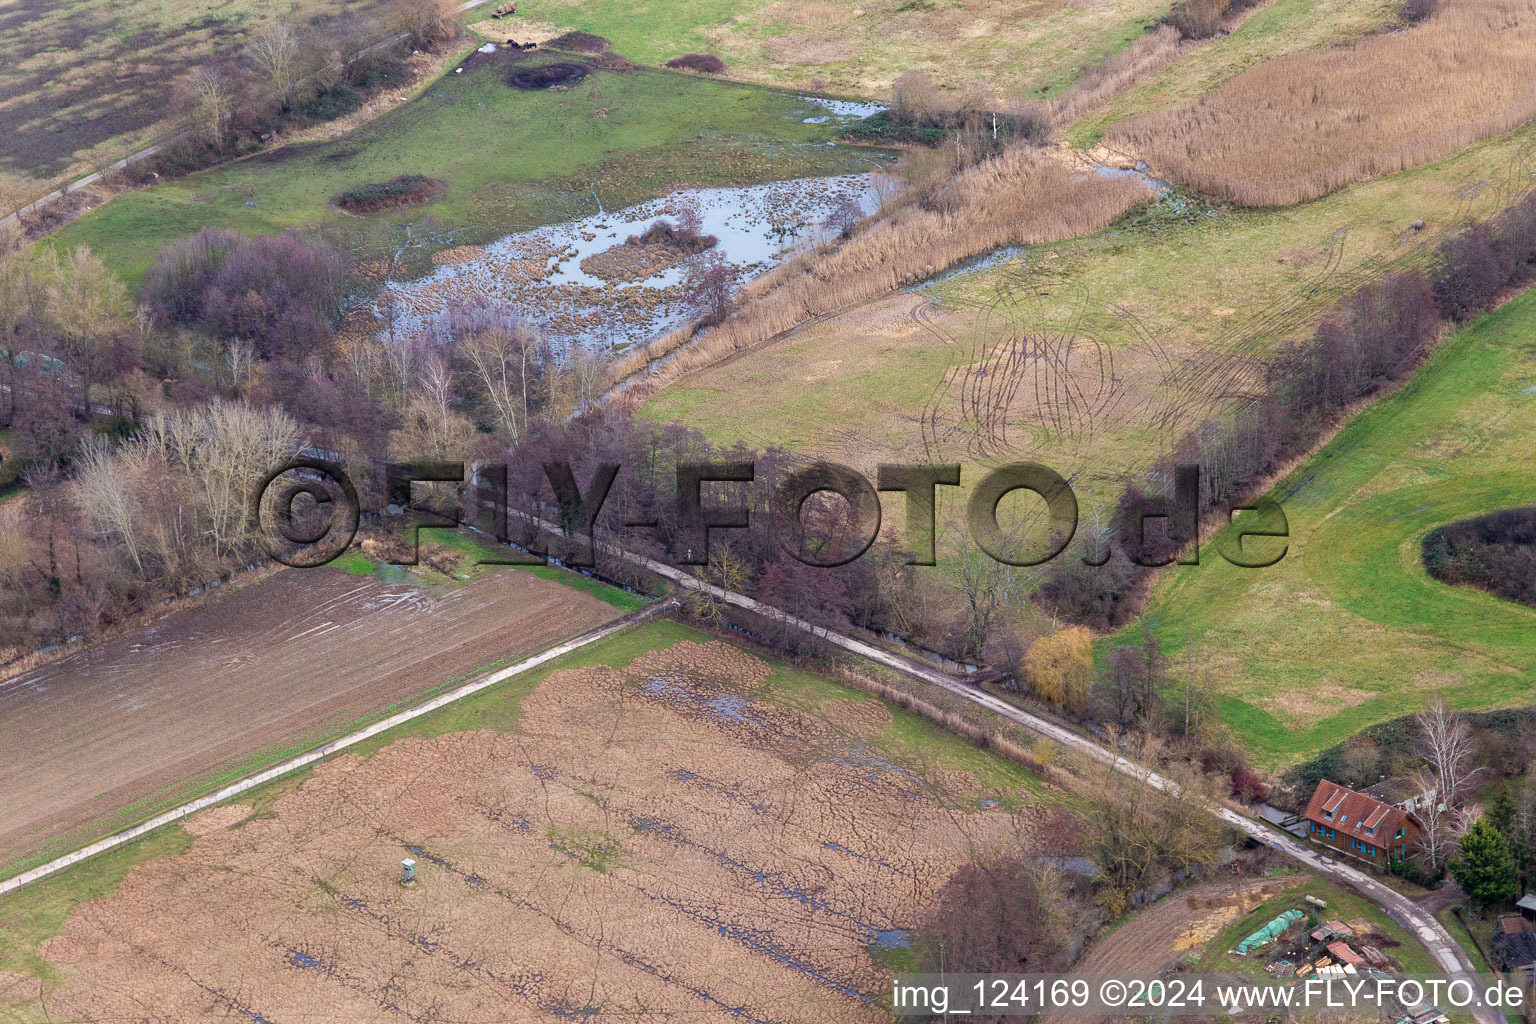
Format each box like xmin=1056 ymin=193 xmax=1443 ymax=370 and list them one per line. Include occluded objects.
xmin=1400 ymin=0 xmax=1438 ymax=24
xmin=626 ymin=215 xmax=716 ymax=253
xmin=548 ymin=30 xmax=610 ymax=52
xmin=1167 ymin=0 xmax=1226 ymax=39
xmin=333 ymin=174 xmax=444 ymax=212
xmin=665 ymin=53 xmax=726 ymax=74
xmin=140 ymin=227 xmax=349 ymax=360
xmin=1422 ymin=507 xmax=1536 ymax=608
xmin=1433 ymin=192 xmax=1536 ymax=320
xmin=1162 ymin=0 xmax=1260 ymax=39
xmin=847 ymin=70 xmax=1052 ymax=158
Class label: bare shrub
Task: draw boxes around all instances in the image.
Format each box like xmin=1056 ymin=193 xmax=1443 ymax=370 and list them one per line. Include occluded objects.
xmin=1108 ymin=0 xmax=1536 ymax=205
xmin=665 ymin=53 xmax=726 ymax=74
xmin=548 ymin=31 xmax=611 ymax=53
xmin=889 ymin=69 xmax=942 ymax=127
xmin=390 ymin=0 xmax=461 ymax=50
xmin=1169 ymin=0 xmax=1229 ymax=39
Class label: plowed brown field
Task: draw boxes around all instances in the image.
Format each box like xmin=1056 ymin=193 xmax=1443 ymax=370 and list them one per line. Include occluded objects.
xmin=0 ymin=567 xmax=619 ymax=876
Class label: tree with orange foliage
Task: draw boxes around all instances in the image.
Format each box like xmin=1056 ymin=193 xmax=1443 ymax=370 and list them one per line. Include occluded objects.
xmin=1024 ymin=626 xmax=1093 ymax=713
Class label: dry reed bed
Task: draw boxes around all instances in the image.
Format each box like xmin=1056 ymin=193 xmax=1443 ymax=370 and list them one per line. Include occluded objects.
xmin=1048 ymin=25 xmax=1186 ymax=129
xmin=1106 ymin=0 xmax=1536 ymax=206
xmin=609 ymin=149 xmax=1153 ymax=403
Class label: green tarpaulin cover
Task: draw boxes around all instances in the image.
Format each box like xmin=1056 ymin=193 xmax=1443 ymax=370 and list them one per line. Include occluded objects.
xmin=1236 ymin=909 xmax=1303 ymax=955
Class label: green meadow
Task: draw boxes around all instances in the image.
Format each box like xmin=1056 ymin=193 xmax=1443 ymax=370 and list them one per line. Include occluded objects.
xmin=1116 ymin=287 xmax=1536 ymax=769
xmin=51 ymin=53 xmax=887 ymax=288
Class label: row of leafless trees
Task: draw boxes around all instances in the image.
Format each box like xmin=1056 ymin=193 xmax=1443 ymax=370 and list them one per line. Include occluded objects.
xmin=166 ymin=0 xmax=461 ymax=169
xmin=1037 ymin=187 xmax=1536 ymax=630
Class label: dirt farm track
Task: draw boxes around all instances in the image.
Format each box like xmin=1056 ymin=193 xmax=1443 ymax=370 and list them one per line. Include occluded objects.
xmin=0 ymin=567 xmax=621 ymax=876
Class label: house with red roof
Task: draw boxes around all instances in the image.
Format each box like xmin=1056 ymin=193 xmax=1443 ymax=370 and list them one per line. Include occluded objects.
xmin=1301 ymin=779 xmax=1418 ymax=870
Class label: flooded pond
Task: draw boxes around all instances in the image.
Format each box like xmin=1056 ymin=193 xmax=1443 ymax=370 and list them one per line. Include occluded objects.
xmin=374 ymin=172 xmax=880 ymax=350
xmin=799 ymin=96 xmax=886 ymax=124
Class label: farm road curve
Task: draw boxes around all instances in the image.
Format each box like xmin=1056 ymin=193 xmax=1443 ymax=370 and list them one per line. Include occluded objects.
xmin=530 ymin=510 xmax=1495 ymax=1021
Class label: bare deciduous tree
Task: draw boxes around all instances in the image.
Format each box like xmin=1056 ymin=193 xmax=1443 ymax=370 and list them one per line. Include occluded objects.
xmin=183 ymin=63 xmax=236 ymax=148
xmin=1413 ymin=771 xmax=1452 ymax=872
xmin=72 ymin=438 xmax=146 ymax=571
xmin=245 ymin=22 xmax=301 ymax=98
xmin=1418 ymin=696 xmax=1482 ymax=809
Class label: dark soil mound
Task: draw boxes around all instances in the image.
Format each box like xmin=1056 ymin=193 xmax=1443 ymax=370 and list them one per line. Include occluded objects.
xmin=333 ymin=174 xmax=445 ymax=213
xmin=665 ymin=53 xmax=726 ymax=74
xmin=1422 ymin=506 xmax=1536 ymax=608
xmin=510 ymin=62 xmax=589 ymax=89
xmin=589 ymin=51 xmax=639 ymax=70
xmin=548 ymin=31 xmax=610 ymax=53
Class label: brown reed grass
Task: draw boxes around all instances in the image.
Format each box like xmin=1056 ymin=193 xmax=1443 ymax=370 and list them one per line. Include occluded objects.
xmin=1105 ymin=0 xmax=1536 ymax=206
xmin=1047 ymin=25 xmax=1185 ymax=128
xmin=608 ymin=148 xmax=1152 ymax=402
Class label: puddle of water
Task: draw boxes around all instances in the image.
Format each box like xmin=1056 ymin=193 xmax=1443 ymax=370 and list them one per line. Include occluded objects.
xmin=375 ymin=174 xmax=879 ymax=351
xmin=831 ymin=743 xmax=923 ymax=784
xmin=1090 ymin=160 xmax=1171 ymax=195
xmin=640 ymin=674 xmax=764 ymax=725
xmin=798 ymin=96 xmax=886 ymax=123
xmin=872 ymin=928 xmax=910 ymax=949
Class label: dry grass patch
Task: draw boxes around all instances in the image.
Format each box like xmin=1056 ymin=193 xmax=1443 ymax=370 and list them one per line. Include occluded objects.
xmin=763 ymin=33 xmax=856 ymax=65
xmin=1262 ymin=685 xmax=1376 ymax=726
xmin=1106 ymin=0 xmax=1536 ymax=205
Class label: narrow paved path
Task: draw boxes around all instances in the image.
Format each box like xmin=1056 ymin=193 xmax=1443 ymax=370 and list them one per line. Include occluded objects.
xmin=0 ymin=596 xmax=674 ymax=898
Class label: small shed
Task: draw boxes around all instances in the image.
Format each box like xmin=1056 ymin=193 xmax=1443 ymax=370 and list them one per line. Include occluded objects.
xmin=1495 ymin=932 xmax=1536 ymax=976
xmin=1327 ymin=941 xmax=1365 ymax=967
xmin=1311 ymin=920 xmax=1354 ymax=942
xmin=1516 ymin=893 xmax=1536 ymax=921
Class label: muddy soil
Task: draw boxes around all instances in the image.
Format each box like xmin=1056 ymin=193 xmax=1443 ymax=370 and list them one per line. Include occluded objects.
xmin=0 ymin=567 xmax=618 ymax=873
xmin=511 ymin=62 xmax=589 ymax=90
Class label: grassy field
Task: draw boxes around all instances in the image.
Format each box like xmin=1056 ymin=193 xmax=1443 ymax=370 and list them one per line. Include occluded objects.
xmin=476 ymin=0 xmax=1173 ymax=100
xmin=0 ymin=0 xmax=389 ymax=192
xmin=49 ymin=50 xmax=889 ymax=288
xmin=0 ymin=618 xmax=1048 ymax=1002
xmin=333 ymin=529 xmax=651 ymax=611
xmin=1114 ymin=286 xmax=1536 ymax=769
xmin=1194 ymin=879 xmax=1439 ymax=974
xmin=639 ymin=116 xmax=1536 ymax=505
